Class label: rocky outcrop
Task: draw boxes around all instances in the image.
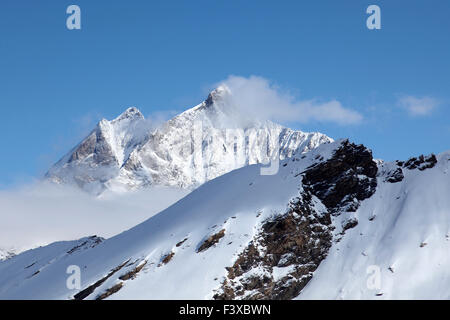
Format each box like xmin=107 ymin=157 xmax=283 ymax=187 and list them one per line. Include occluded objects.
xmin=119 ymin=261 xmax=148 ymax=281
xmin=385 ymin=167 xmax=404 ymax=183
xmin=197 ymin=230 xmax=226 ymax=253
xmin=160 ymin=252 xmax=175 ymax=265
xmin=66 ymin=236 xmax=103 ymax=255
xmin=398 ymin=154 xmax=437 ymax=171
xmin=214 ymin=193 xmax=332 ymax=300
xmin=214 ymin=141 xmax=378 ymax=300
xmin=68 ymin=129 xmax=117 ymax=166
xmin=303 ymin=140 xmax=378 ymax=214
xmin=381 ymin=154 xmax=437 ymax=184
xmin=96 ymin=282 xmax=124 ymax=300
xmin=74 ymin=259 xmax=130 ymax=300
xmin=96 ymin=259 xmax=148 ymax=300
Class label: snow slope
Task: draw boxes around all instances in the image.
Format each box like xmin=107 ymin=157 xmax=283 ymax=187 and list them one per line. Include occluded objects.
xmin=46 ymin=86 xmax=332 ymax=194
xmin=0 ymin=140 xmax=337 ymax=299
xmin=1 ymin=141 xmax=449 ymax=300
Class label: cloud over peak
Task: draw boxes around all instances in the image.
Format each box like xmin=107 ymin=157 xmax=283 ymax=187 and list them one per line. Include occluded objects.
xmin=214 ymin=75 xmax=363 ymax=126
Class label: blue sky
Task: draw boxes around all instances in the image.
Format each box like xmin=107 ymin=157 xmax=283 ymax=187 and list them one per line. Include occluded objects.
xmin=0 ymin=0 xmax=449 ymax=187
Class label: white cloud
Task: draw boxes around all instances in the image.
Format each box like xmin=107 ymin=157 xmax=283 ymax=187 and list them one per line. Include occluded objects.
xmin=0 ymin=182 xmax=188 ymax=253
xmin=398 ymin=95 xmax=439 ymax=116
xmin=215 ymin=75 xmax=363 ymax=125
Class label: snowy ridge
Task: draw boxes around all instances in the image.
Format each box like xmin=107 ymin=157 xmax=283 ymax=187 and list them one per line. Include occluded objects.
xmin=46 ymin=86 xmax=332 ymax=194
xmin=2 ymin=141 xmax=449 ymax=299
xmin=0 ymin=248 xmax=16 ymax=262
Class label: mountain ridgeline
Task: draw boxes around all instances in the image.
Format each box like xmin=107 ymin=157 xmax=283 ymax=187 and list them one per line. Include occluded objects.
xmin=45 ymin=86 xmax=332 ymax=194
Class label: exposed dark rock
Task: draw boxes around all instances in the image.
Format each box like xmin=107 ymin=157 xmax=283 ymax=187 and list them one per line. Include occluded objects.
xmin=68 ymin=133 xmax=96 ymax=163
xmin=197 ymin=229 xmax=226 ymax=253
xmin=214 ymin=193 xmax=332 ymax=300
xmin=302 ymin=140 xmax=378 ymax=214
xmin=385 ymin=167 xmax=404 ymax=183
xmin=214 ymin=140 xmax=379 ymax=300
xmin=68 ymin=129 xmax=117 ymax=166
xmin=160 ymin=252 xmax=175 ymax=265
xmin=28 ymin=270 xmax=40 ymax=278
xmin=73 ymin=259 xmax=130 ymax=300
xmin=342 ymin=218 xmax=358 ymax=231
xmin=403 ymin=154 xmax=437 ymax=171
xmin=176 ymin=238 xmax=188 ymax=247
xmin=96 ymin=259 xmax=149 ymax=299
xmin=67 ymin=236 xmax=103 ymax=255
xmin=96 ymin=282 xmax=124 ymax=300
xmin=119 ymin=261 xmax=147 ymax=281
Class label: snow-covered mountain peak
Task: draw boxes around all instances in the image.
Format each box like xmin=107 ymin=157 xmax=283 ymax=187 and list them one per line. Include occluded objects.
xmin=180 ymin=85 xmax=272 ymax=131
xmin=204 ymin=85 xmax=232 ymax=107
xmin=183 ymin=85 xmax=235 ymax=124
xmin=112 ymin=107 xmax=144 ymax=123
xmin=46 ymin=91 xmax=333 ymax=194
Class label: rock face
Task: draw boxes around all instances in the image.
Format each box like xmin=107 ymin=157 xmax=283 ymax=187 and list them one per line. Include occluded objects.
xmin=302 ymin=140 xmax=378 ymax=213
xmin=379 ymin=154 xmax=437 ymax=185
xmin=197 ymin=229 xmax=226 ymax=253
xmin=46 ymin=86 xmax=332 ymax=194
xmin=46 ymin=107 xmax=147 ymax=194
xmin=214 ymin=194 xmax=332 ymax=300
xmin=213 ymin=141 xmax=378 ymax=300
xmin=399 ymin=154 xmax=437 ymax=171
xmin=385 ymin=167 xmax=404 ymax=183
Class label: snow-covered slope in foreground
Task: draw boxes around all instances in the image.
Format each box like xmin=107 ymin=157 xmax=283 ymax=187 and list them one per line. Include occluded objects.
xmin=1 ymin=140 xmax=449 ymax=300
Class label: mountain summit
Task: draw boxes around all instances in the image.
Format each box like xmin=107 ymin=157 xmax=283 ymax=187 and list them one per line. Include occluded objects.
xmin=114 ymin=107 xmax=144 ymax=122
xmin=46 ymin=88 xmax=332 ymax=194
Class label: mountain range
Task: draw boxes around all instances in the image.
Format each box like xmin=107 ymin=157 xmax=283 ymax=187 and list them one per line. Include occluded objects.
xmin=1 ymin=87 xmax=449 ymax=300
xmin=45 ymin=86 xmax=331 ymax=194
